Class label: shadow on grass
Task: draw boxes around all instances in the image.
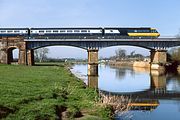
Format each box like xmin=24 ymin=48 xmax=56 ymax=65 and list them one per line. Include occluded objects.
xmin=0 ymin=106 xmax=15 ymax=119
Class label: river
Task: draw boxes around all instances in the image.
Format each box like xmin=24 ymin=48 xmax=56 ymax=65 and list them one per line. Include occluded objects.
xmin=71 ymin=64 xmax=180 ymax=120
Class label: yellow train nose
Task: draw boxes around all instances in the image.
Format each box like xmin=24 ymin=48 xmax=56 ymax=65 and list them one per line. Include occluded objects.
xmin=157 ymin=33 xmax=160 ymax=37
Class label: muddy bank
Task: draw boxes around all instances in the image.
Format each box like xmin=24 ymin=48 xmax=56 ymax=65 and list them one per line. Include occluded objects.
xmin=109 ymin=61 xmax=150 ymax=68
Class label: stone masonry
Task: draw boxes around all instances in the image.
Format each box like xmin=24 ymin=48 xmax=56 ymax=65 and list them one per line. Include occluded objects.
xmin=0 ymin=37 xmax=27 ymax=65
xmin=87 ymin=49 xmax=98 ymax=76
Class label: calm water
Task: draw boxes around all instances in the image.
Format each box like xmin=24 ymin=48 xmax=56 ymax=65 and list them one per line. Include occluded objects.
xmin=71 ymin=64 xmax=180 ymax=120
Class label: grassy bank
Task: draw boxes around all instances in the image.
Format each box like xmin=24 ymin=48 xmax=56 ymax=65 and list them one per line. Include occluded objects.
xmin=0 ymin=64 xmax=111 ymax=120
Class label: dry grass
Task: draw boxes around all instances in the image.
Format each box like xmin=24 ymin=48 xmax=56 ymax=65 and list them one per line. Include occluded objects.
xmin=99 ymin=92 xmax=133 ymax=119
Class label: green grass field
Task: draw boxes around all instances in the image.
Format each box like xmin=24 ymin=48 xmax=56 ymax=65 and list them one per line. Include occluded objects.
xmin=0 ymin=64 xmax=111 ymax=120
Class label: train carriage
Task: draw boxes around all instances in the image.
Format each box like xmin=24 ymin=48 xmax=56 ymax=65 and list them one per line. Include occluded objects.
xmin=0 ymin=28 xmax=29 ymax=37
xmin=29 ymin=28 xmax=103 ymax=39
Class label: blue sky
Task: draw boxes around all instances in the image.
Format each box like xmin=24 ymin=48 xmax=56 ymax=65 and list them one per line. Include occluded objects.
xmin=1 ymin=0 xmax=180 ymax=58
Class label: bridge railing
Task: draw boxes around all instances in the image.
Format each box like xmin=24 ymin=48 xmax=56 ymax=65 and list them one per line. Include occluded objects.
xmin=24 ymin=38 xmax=180 ymax=41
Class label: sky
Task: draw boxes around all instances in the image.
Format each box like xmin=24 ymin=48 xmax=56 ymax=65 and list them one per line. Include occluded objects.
xmin=1 ymin=0 xmax=180 ymax=58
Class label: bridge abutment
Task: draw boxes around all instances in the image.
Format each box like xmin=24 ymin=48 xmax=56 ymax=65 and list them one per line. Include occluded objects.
xmin=150 ymin=49 xmax=167 ymax=71
xmin=0 ymin=37 xmax=27 ymax=65
xmin=87 ymin=49 xmax=98 ymax=76
xmin=0 ymin=49 xmax=8 ymax=64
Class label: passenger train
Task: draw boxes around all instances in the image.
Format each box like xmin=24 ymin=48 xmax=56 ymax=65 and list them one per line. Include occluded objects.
xmin=0 ymin=27 xmax=160 ymax=38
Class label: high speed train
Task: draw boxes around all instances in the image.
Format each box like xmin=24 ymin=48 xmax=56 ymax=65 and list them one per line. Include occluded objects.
xmin=0 ymin=27 xmax=160 ymax=38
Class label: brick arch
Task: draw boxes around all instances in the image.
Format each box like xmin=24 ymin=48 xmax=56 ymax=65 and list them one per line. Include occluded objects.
xmin=0 ymin=37 xmax=27 ymax=65
xmin=7 ymin=46 xmax=19 ymax=64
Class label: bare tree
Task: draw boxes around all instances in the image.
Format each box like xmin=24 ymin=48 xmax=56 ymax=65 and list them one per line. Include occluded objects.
xmin=34 ymin=48 xmax=49 ymax=62
xmin=130 ymin=50 xmax=135 ymax=57
xmin=115 ymin=48 xmax=126 ymax=60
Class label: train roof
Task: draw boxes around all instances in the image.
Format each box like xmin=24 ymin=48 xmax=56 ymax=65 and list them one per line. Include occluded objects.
xmin=0 ymin=28 xmax=29 ymax=30
xmin=104 ymin=27 xmax=152 ymax=30
xmin=0 ymin=27 xmax=155 ymax=30
xmin=30 ymin=27 xmax=102 ymax=30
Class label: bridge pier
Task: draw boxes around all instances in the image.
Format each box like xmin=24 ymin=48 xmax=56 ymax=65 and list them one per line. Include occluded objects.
xmin=19 ymin=49 xmax=27 ymax=65
xmin=150 ymin=49 xmax=167 ymax=71
xmin=27 ymin=49 xmax=34 ymax=66
xmin=88 ymin=75 xmax=98 ymax=89
xmin=87 ymin=49 xmax=98 ymax=76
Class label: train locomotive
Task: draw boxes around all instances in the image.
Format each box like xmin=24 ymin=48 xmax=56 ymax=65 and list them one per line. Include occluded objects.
xmin=0 ymin=27 xmax=160 ymax=39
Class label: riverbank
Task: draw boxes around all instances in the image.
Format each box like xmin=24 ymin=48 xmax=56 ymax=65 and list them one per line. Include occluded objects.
xmin=0 ymin=63 xmax=112 ymax=120
xmin=109 ymin=61 xmax=150 ymax=68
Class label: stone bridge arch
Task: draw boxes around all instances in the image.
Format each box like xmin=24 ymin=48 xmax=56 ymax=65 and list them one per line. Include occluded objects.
xmin=0 ymin=37 xmax=26 ymax=64
xmin=7 ymin=46 xmax=19 ymax=64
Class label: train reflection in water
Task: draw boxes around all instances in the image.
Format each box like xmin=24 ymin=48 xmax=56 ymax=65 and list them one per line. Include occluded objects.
xmin=72 ymin=64 xmax=180 ymax=119
xmin=86 ymin=65 xmax=180 ymax=113
xmin=100 ymin=91 xmax=159 ymax=112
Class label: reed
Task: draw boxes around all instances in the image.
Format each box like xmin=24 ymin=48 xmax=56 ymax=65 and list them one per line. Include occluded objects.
xmin=99 ymin=92 xmax=133 ymax=119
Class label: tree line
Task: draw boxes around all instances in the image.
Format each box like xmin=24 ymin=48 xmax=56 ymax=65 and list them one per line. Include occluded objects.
xmin=110 ymin=48 xmax=146 ymax=61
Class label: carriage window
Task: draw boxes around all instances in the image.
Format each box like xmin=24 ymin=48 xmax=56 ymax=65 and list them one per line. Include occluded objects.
xmin=74 ymin=30 xmax=80 ymax=32
xmin=7 ymin=30 xmax=13 ymax=33
xmin=39 ymin=30 xmax=44 ymax=33
xmin=67 ymin=30 xmax=73 ymax=32
xmin=152 ymin=30 xmax=157 ymax=33
xmin=81 ymin=30 xmax=87 ymax=32
xmin=137 ymin=30 xmax=143 ymax=33
xmin=46 ymin=30 xmax=51 ymax=33
xmin=53 ymin=30 xmax=58 ymax=33
xmin=60 ymin=30 xmax=65 ymax=32
xmin=127 ymin=30 xmax=134 ymax=32
xmin=14 ymin=30 xmax=20 ymax=33
xmin=144 ymin=30 xmax=149 ymax=33
xmin=0 ymin=30 xmax=6 ymax=33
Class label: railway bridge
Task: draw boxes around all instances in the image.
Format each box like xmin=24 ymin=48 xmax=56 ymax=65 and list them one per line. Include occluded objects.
xmin=0 ymin=37 xmax=180 ymax=76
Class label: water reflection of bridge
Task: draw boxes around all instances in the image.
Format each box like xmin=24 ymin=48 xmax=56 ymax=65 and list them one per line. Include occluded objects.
xmin=88 ymin=75 xmax=180 ymax=99
xmin=88 ymin=69 xmax=180 ymax=111
xmin=88 ymin=71 xmax=180 ymax=99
